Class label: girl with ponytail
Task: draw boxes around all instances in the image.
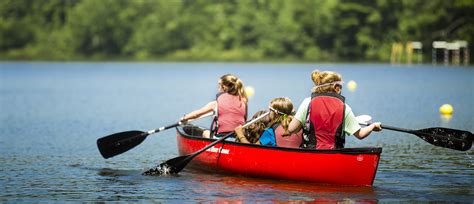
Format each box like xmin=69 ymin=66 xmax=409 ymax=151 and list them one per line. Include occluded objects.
xmin=181 ymin=74 xmax=248 ymax=138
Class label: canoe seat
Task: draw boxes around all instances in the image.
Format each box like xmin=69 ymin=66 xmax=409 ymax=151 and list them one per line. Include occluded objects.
xmin=182 ymin=125 xmax=205 ymax=137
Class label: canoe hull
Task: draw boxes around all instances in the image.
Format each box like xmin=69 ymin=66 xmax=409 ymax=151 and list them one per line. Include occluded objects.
xmin=176 ymin=126 xmax=381 ymax=186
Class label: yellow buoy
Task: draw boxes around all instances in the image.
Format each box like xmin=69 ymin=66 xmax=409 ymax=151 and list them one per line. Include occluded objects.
xmin=245 ymin=86 xmax=255 ymax=98
xmin=439 ymin=104 xmax=453 ymax=115
xmin=347 ymin=80 xmax=357 ymax=92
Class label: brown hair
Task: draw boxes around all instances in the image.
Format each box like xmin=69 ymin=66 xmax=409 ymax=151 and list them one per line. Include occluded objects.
xmin=219 ymin=74 xmax=248 ymax=103
xmin=242 ymin=110 xmax=270 ymax=143
xmin=311 ymin=70 xmax=342 ymax=93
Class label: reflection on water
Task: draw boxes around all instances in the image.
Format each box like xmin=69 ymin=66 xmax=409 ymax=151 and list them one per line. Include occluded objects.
xmin=187 ymin=171 xmax=377 ymax=203
xmin=96 ymin=168 xmax=137 ymax=177
xmin=0 ymin=62 xmax=473 ymax=202
xmin=440 ymin=114 xmax=453 ymax=123
xmin=465 ymin=152 xmax=474 ymax=166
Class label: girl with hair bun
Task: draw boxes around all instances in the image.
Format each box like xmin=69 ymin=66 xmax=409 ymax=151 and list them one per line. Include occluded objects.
xmin=181 ymin=74 xmax=248 ymax=138
xmin=285 ymin=69 xmax=382 ymax=149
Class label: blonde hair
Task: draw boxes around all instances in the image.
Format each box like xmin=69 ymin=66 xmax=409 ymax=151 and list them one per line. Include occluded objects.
xmin=311 ymin=70 xmax=342 ymax=93
xmin=219 ymin=74 xmax=248 ymax=102
xmin=268 ymin=97 xmax=294 ymax=131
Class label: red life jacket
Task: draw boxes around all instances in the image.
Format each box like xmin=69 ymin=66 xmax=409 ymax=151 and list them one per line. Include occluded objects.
xmin=210 ymin=92 xmax=247 ymax=135
xmin=307 ymin=92 xmax=345 ymax=149
xmin=274 ymin=123 xmax=303 ymax=148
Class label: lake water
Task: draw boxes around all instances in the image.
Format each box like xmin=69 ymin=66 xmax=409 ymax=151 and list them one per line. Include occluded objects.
xmin=0 ymin=62 xmax=473 ymax=202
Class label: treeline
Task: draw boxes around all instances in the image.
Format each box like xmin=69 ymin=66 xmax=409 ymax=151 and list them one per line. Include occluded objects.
xmin=1 ymin=0 xmax=473 ymax=62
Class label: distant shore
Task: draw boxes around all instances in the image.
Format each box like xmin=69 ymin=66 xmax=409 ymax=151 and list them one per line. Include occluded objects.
xmin=2 ymin=58 xmax=473 ymax=66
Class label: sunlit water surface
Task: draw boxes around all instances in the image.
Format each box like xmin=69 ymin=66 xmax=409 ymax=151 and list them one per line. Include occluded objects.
xmin=1 ymin=62 xmax=473 ymax=202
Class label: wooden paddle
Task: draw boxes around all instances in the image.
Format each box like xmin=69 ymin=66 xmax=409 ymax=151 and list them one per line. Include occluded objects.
xmin=97 ymin=112 xmax=214 ymax=159
xmin=143 ymin=110 xmax=272 ymax=175
xmin=356 ymin=115 xmax=473 ymax=151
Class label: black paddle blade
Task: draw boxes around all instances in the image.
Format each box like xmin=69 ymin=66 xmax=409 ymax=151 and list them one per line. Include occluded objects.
xmin=97 ymin=130 xmax=148 ymax=159
xmin=415 ymin=127 xmax=473 ymax=151
xmin=142 ymin=155 xmax=191 ymax=176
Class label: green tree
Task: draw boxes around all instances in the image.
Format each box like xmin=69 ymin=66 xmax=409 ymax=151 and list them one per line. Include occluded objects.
xmin=125 ymin=0 xmax=186 ymax=59
xmin=65 ymin=0 xmax=138 ymax=57
xmin=1 ymin=0 xmax=473 ymax=62
xmin=292 ymin=0 xmax=339 ymax=60
xmin=0 ymin=0 xmax=35 ymax=50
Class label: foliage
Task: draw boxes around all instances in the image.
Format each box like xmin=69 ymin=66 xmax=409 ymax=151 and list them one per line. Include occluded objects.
xmin=0 ymin=0 xmax=473 ymax=62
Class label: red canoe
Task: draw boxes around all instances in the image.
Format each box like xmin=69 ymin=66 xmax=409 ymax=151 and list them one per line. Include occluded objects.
xmin=177 ymin=125 xmax=382 ymax=186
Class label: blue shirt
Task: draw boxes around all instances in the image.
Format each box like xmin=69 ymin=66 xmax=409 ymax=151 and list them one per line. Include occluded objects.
xmin=259 ymin=128 xmax=276 ymax=146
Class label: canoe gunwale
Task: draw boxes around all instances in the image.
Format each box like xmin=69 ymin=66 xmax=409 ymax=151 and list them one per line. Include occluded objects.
xmin=176 ymin=125 xmax=382 ymax=155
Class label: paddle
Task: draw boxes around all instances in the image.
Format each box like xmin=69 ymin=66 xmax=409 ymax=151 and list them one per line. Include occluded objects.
xmin=356 ymin=115 xmax=473 ymax=151
xmin=97 ymin=112 xmax=214 ymax=159
xmin=143 ymin=110 xmax=272 ymax=176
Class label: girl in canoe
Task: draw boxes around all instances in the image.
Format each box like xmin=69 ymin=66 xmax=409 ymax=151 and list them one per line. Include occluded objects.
xmin=181 ymin=74 xmax=248 ymax=138
xmin=285 ymin=70 xmax=382 ymax=149
xmin=235 ymin=97 xmax=303 ymax=148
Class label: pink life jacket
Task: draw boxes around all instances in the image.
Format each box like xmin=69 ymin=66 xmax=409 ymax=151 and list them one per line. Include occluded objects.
xmin=211 ymin=92 xmax=247 ymax=134
xmin=307 ymin=92 xmax=345 ymax=149
xmin=274 ymin=123 xmax=303 ymax=148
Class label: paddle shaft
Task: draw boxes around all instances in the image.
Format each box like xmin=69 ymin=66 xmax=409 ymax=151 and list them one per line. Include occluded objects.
xmin=362 ymin=123 xmax=435 ymax=138
xmin=147 ymin=111 xmax=215 ymax=135
xmin=380 ymin=124 xmax=416 ymax=134
xmin=359 ymin=122 xmax=416 ymax=134
xmin=377 ymin=124 xmax=456 ymax=140
xmin=147 ymin=122 xmax=181 ymax=135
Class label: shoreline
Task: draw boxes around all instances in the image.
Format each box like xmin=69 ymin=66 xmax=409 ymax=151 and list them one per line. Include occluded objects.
xmin=0 ymin=60 xmax=472 ymax=68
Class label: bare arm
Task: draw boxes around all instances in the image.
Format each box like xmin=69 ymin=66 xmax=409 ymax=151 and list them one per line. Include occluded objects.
xmin=234 ymin=125 xmax=251 ymax=143
xmin=283 ymin=118 xmax=303 ymax=136
xmin=353 ymin=122 xmax=382 ymax=139
xmin=234 ymin=125 xmax=262 ymax=144
xmin=181 ymin=101 xmax=216 ymax=121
